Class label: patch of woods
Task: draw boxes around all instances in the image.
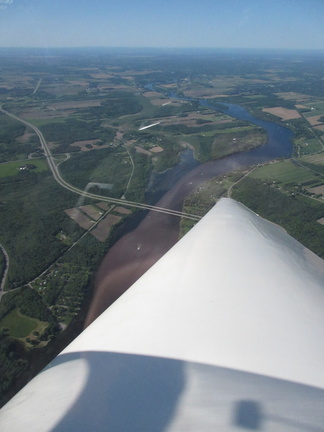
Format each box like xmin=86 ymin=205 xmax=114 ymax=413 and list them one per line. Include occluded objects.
xmin=124 ymin=150 xmax=152 ymax=203
xmin=0 ymin=287 xmax=57 ymax=324
xmin=40 ymin=118 xmax=116 ymax=153
xmin=59 ymin=147 xmax=131 ymax=197
xmin=0 ymin=114 xmax=38 ymax=162
xmin=124 ymin=130 xmax=182 ymax=174
xmin=77 ymin=91 xmax=142 ymax=120
xmin=152 ymin=139 xmax=180 ymax=173
xmin=151 ymin=101 xmax=199 ymax=118
xmin=193 ymin=128 xmax=267 ymax=163
xmin=0 ymin=335 xmax=28 ymax=401
xmin=232 ymin=177 xmax=324 ymax=259
xmin=0 ymin=171 xmax=84 ymax=288
xmin=0 ymin=252 xmax=5 ymax=284
xmin=38 ymin=235 xmax=106 ymax=319
xmin=287 ymin=118 xmax=317 ymax=141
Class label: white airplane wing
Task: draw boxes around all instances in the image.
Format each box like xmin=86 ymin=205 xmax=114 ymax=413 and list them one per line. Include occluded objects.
xmin=1 ymin=198 xmax=324 ymax=431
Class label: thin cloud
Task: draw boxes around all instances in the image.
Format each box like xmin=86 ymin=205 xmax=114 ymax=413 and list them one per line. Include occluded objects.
xmin=0 ymin=0 xmax=13 ymax=9
xmin=0 ymin=0 xmax=13 ymax=3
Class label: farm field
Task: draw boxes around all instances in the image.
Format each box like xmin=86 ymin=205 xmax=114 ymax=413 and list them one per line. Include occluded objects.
xmin=274 ymin=92 xmax=314 ymax=101
xmin=79 ymin=204 xmax=104 ymax=220
xmin=91 ymin=214 xmax=122 ymax=242
xmin=303 ymin=104 xmax=324 ymax=119
xmin=0 ymin=309 xmax=46 ymax=339
xmin=0 ymin=159 xmax=48 ymax=178
xmin=64 ymin=208 xmax=95 ymax=230
xmin=295 ymin=138 xmax=323 ymax=155
xmin=249 ymin=160 xmax=322 ymax=186
xmin=262 ymin=107 xmax=301 ymax=120
xmin=301 ymin=154 xmax=324 ymax=165
xmin=309 ymin=185 xmax=324 ymax=195
xmin=304 ymin=101 xmax=324 ymax=111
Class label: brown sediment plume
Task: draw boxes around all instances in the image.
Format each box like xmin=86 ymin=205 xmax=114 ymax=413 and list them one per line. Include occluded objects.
xmin=85 ymin=157 xmax=237 ymax=327
xmin=84 ymin=207 xmax=180 ymax=327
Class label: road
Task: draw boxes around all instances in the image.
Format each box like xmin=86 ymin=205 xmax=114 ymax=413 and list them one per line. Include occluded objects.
xmin=0 ymin=105 xmax=201 ymax=222
xmin=24 ymin=205 xmax=117 ymax=289
xmin=121 ymin=141 xmax=135 ymax=198
xmin=299 ymin=112 xmax=324 ymax=153
xmin=0 ymin=244 xmax=9 ymax=300
xmin=227 ymin=167 xmax=256 ymax=198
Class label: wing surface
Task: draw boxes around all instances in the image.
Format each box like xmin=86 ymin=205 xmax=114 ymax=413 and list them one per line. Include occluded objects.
xmin=1 ymin=198 xmax=324 ymax=431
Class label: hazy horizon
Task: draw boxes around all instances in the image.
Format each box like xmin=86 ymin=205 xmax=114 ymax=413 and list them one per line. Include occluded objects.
xmin=1 ymin=46 xmax=324 ymax=52
xmin=0 ymin=0 xmax=323 ymax=51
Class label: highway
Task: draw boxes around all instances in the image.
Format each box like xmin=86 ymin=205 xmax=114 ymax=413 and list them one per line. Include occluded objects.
xmin=0 ymin=106 xmax=201 ymax=221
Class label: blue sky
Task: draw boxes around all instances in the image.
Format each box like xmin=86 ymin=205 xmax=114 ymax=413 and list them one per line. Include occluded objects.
xmin=0 ymin=0 xmax=323 ymax=49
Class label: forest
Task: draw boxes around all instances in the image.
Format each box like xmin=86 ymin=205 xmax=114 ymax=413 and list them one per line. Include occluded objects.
xmin=40 ymin=118 xmax=116 ymax=150
xmin=78 ymin=91 xmax=142 ymax=120
xmin=59 ymin=147 xmax=131 ymax=197
xmin=232 ymin=177 xmax=324 ymax=259
xmin=0 ymin=114 xmax=36 ymax=162
xmin=0 ymin=171 xmax=84 ymax=288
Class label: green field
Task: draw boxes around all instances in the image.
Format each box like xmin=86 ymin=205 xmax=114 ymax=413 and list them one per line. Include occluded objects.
xmin=243 ymin=95 xmax=267 ymax=100
xmin=250 ymin=160 xmax=320 ymax=185
xmin=203 ymin=125 xmax=255 ymax=136
xmin=303 ymin=109 xmax=324 ymax=118
xmin=305 ymin=102 xmax=324 ymax=110
xmin=0 ymin=309 xmax=41 ymax=338
xmin=0 ymin=159 xmax=48 ymax=178
xmin=28 ymin=117 xmax=66 ymax=127
xmin=296 ymin=138 xmax=323 ymax=155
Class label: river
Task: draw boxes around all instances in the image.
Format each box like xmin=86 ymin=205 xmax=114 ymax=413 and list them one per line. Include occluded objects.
xmin=84 ymin=97 xmax=293 ymax=326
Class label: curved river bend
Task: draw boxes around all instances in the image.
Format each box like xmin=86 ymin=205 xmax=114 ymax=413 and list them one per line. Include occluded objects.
xmin=85 ymin=98 xmax=293 ymax=325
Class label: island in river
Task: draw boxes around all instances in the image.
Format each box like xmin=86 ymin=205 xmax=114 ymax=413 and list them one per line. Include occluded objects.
xmin=0 ymin=48 xmax=324 ymax=406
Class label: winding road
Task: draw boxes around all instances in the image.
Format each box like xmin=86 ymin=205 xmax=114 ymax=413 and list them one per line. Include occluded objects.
xmin=0 ymin=105 xmax=201 ymax=221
